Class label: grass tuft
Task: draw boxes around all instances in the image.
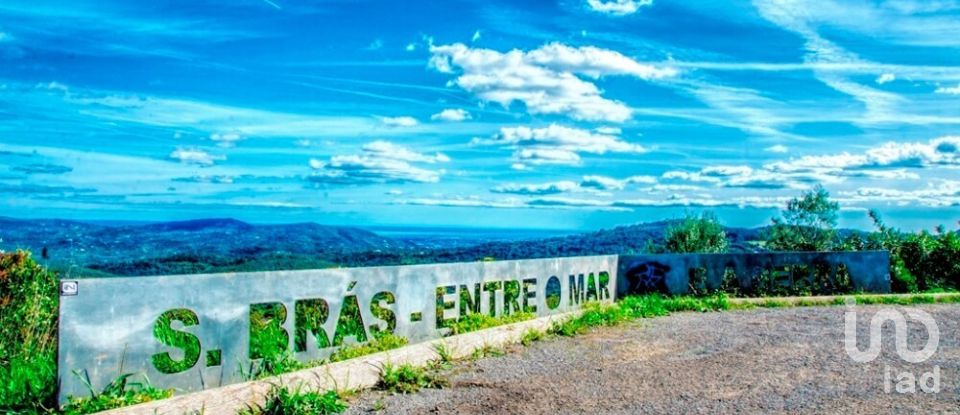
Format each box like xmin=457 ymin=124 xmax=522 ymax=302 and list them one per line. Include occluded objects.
xmin=61 ymin=372 xmax=172 ymax=415
xmin=238 ymin=384 xmax=346 ymax=415
xmin=447 ymin=312 xmax=534 ymax=336
xmin=375 ymin=364 xmax=446 ymax=394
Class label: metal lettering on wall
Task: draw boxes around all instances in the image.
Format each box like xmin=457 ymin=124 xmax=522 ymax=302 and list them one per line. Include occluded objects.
xmin=57 ymin=255 xmax=617 ymax=402
xmin=618 ymin=251 xmax=890 ymax=297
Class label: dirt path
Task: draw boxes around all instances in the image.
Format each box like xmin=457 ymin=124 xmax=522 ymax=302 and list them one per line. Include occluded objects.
xmin=345 ymin=305 xmax=960 ymax=414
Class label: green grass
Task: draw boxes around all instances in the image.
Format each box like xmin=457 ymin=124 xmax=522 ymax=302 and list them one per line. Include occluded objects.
xmin=375 ymin=364 xmax=446 ymax=395
xmin=469 ymin=344 xmax=504 ymax=359
xmin=328 ymin=333 xmax=409 ymax=363
xmin=446 ymin=311 xmax=535 ymax=336
xmin=431 ymin=342 xmax=453 ymax=364
xmin=549 ymin=293 xmax=731 ymax=337
xmin=0 ymin=251 xmax=59 ymax=413
xmin=238 ymin=384 xmax=346 ymax=415
xmin=247 ymin=330 xmax=410 ymax=380
xmin=60 ymin=373 xmax=172 ymax=415
xmin=520 ymin=329 xmax=544 ymax=346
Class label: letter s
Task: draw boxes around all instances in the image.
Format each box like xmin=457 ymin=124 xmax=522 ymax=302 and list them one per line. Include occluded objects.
xmin=152 ymin=308 xmax=202 ymax=374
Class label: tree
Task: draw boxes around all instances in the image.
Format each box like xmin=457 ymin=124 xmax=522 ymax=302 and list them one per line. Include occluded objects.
xmin=765 ymin=185 xmax=839 ymax=252
xmin=664 ymin=212 xmax=729 ymax=254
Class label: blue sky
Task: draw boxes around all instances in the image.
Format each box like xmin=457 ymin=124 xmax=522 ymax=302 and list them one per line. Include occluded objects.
xmin=1 ymin=0 xmax=959 ymax=230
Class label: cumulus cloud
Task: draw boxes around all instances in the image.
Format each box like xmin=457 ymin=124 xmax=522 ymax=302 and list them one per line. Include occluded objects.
xmin=492 ymin=181 xmax=580 ymax=195
xmin=664 ymin=164 xmax=837 ymax=190
xmin=875 ymin=73 xmax=896 ymax=84
xmin=169 ymin=147 xmax=224 ymax=166
xmin=491 ymin=175 xmax=657 ymax=196
xmin=379 ymin=116 xmax=419 ymax=127
xmin=580 ymin=174 xmax=656 ymax=190
xmin=210 ymin=132 xmax=244 ymax=148
xmin=765 ymin=136 xmax=960 ymax=172
xmin=472 ymin=124 xmax=649 ymax=168
xmin=309 ymin=141 xmax=448 ymax=184
xmin=936 ymin=84 xmax=960 ymax=95
xmin=841 ymin=180 xmax=960 ymax=207
xmin=430 ymin=108 xmax=471 ymax=122
xmin=429 ymin=42 xmax=675 ymax=122
xmin=586 ymin=0 xmax=653 ymax=15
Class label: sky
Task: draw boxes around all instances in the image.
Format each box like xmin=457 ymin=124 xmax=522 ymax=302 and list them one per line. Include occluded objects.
xmin=0 ymin=0 xmax=959 ymax=231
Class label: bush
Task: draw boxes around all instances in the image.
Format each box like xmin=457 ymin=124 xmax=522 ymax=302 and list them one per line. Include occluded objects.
xmin=664 ymin=212 xmax=729 ymax=254
xmin=866 ymin=210 xmax=960 ymax=292
xmin=765 ymin=185 xmax=839 ymax=252
xmin=0 ymin=251 xmax=59 ymax=412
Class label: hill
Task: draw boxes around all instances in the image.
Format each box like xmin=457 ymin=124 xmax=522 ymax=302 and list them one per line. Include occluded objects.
xmin=0 ymin=217 xmax=768 ymax=277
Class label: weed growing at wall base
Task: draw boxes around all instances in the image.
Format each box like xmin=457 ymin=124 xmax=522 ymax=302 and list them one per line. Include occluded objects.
xmin=375 ymin=363 xmax=447 ymax=394
xmin=238 ymin=384 xmax=346 ymax=415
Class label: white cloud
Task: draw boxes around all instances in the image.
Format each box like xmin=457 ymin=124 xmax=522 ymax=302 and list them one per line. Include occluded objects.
xmin=840 ymin=180 xmax=960 ymax=207
xmin=472 ymin=124 xmax=649 ymax=168
xmin=309 ymin=141 xmax=448 ymax=184
xmin=491 ymin=175 xmax=655 ymax=195
xmin=379 ymin=116 xmax=419 ymax=127
xmin=405 ymin=43 xmax=416 ymax=52
xmin=876 ymin=73 xmax=896 ymax=84
xmin=594 ymin=126 xmax=622 ymax=135
xmin=429 ymin=42 xmax=675 ymax=122
xmin=430 ymin=108 xmax=471 ymax=122
xmin=935 ymin=84 xmax=960 ymax=95
xmin=210 ymin=132 xmax=244 ymax=148
xmin=169 ymin=147 xmax=224 ymax=166
xmin=765 ymin=144 xmax=789 ymax=153
xmin=580 ymin=174 xmax=656 ymax=190
xmin=492 ymin=181 xmax=580 ymax=195
xmin=361 ymin=140 xmax=450 ymax=163
xmin=471 ymin=30 xmax=481 ymax=42
xmin=586 ymin=0 xmax=653 ymax=15
xmin=765 ymin=136 xmax=960 ymax=172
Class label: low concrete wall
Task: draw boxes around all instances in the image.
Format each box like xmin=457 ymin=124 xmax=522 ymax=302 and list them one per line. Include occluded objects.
xmin=100 ymin=311 xmax=577 ymax=415
xmin=58 ymin=255 xmax=617 ymax=402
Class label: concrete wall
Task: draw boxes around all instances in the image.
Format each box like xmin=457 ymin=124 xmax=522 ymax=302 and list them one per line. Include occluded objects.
xmin=617 ymin=251 xmax=890 ymax=297
xmin=57 ymin=255 xmax=618 ymax=402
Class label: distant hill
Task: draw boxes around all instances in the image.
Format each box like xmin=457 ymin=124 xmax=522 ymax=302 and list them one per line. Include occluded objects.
xmin=0 ymin=217 xmax=768 ymax=277
xmin=0 ymin=217 xmax=409 ymax=276
xmin=325 ymin=220 xmax=765 ymax=268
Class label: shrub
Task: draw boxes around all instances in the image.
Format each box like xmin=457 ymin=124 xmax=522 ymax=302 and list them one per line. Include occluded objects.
xmin=664 ymin=212 xmax=729 ymax=254
xmin=0 ymin=251 xmax=59 ymax=412
xmin=765 ymin=185 xmax=839 ymax=252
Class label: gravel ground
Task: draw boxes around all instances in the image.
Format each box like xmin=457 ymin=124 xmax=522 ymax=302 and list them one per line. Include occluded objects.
xmin=345 ymin=304 xmax=960 ymax=414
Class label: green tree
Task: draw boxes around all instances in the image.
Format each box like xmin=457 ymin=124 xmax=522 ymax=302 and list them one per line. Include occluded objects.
xmin=765 ymin=185 xmax=839 ymax=252
xmin=664 ymin=212 xmax=729 ymax=254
